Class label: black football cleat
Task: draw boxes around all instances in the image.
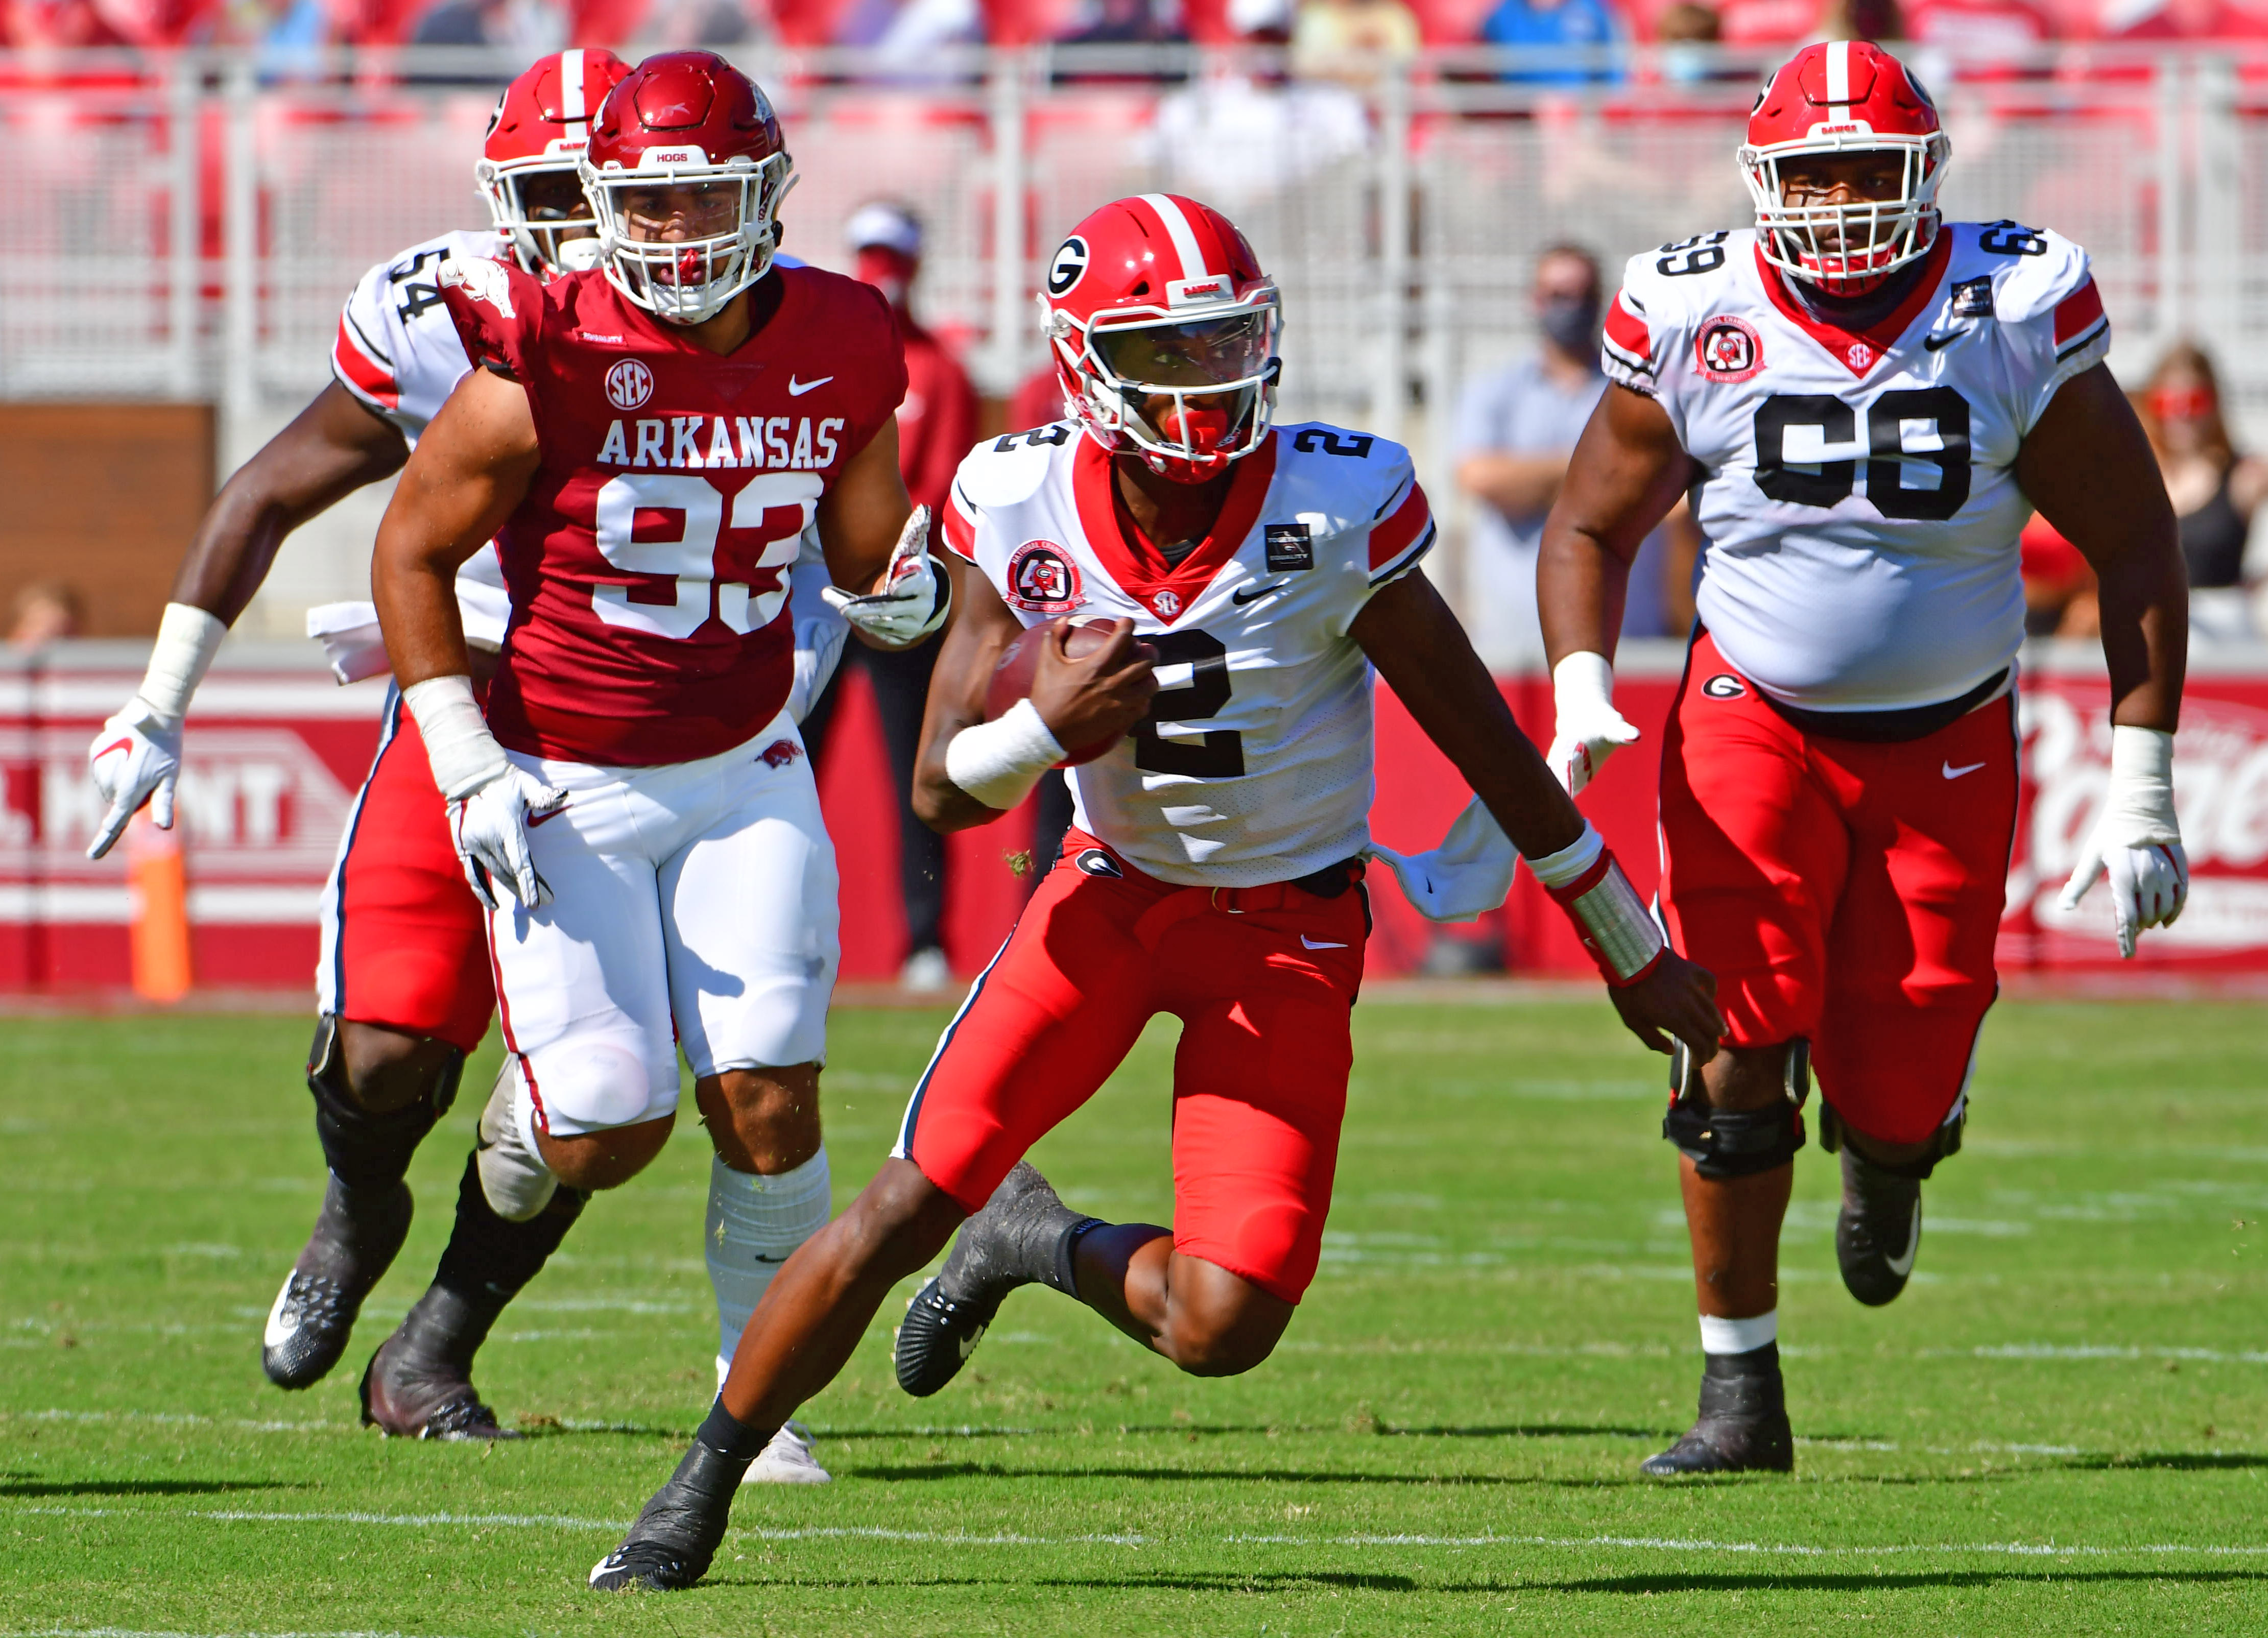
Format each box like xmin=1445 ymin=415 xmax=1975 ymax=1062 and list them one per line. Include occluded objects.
xmin=261 ymin=1174 xmax=415 ymax=1390
xmin=358 ymin=1309 xmax=521 ymax=1442
xmin=1837 ymin=1148 xmax=1923 ymax=1307
xmin=589 ymin=1439 xmax=745 ymax=1593
xmin=1642 ymin=1345 xmax=1795 ymax=1476
xmin=894 ymin=1161 xmax=1095 ymax=1398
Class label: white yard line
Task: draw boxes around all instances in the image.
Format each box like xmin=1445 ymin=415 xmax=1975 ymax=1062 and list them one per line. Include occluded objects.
xmin=11 ymin=1503 xmax=2268 ymax=1561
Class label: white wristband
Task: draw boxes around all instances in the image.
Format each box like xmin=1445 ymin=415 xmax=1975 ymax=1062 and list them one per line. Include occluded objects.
xmin=2105 ymin=725 xmax=2180 ymax=844
xmin=401 ymin=675 xmax=508 ymax=800
xmin=945 ymin=698 xmax=1064 ymax=811
xmin=1523 ymin=820 xmax=1605 ymax=889
xmin=1551 ymin=649 xmax=1616 ymax=714
xmin=135 ymin=602 xmax=229 ymax=729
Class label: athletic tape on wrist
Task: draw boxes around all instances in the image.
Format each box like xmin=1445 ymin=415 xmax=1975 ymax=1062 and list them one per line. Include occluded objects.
xmin=136 ymin=603 xmax=229 ymax=729
xmin=1551 ymin=649 xmax=1616 ymax=714
xmin=945 ymin=697 xmax=1064 ymax=810
xmin=2106 ymin=724 xmax=2180 ymax=842
xmin=1527 ymin=822 xmax=1665 ymax=985
xmin=401 ymin=674 xmax=509 ymax=801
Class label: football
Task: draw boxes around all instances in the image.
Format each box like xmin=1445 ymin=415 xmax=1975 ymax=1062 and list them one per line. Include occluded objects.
xmin=984 ymin=618 xmax=1149 ymax=765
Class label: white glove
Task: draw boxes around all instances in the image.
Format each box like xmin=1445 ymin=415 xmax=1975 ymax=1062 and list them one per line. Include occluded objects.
xmin=306 ymin=600 xmax=391 ymax=685
xmin=2059 ymin=724 xmax=2188 ymax=959
xmin=86 ymin=701 xmax=181 ymax=859
xmin=1545 ymin=651 xmax=1640 ymax=796
xmin=787 ymin=547 xmax=850 ymax=724
xmin=402 ymin=675 xmax=565 ymax=912
xmin=1368 ymin=797 xmax=1518 ymax=923
xmin=821 ymin=505 xmax=950 ymax=646
xmin=450 ymin=764 xmax=567 ymax=912
xmin=85 ymin=602 xmax=228 ymax=860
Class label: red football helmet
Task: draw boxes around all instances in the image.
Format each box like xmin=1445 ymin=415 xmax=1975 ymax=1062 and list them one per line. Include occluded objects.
xmin=1040 ymin=194 xmax=1281 ymax=484
xmin=476 ymin=49 xmax=632 ymax=277
xmin=580 ymin=51 xmax=796 ymax=326
xmin=1740 ymin=40 xmax=1949 ymax=298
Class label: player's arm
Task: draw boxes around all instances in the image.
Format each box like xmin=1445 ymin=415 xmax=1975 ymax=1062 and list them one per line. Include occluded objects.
xmin=815 ymin=420 xmax=941 ymax=652
xmin=1534 ymin=383 xmax=1703 ymax=793
xmin=83 ymin=382 xmax=411 ymax=858
xmin=2017 ymin=360 xmax=2191 ymax=955
xmin=1352 ymin=569 xmax=1722 ymax=1060
xmin=909 ymin=562 xmax=1155 ymax=834
xmin=369 ymin=365 xmax=560 ymax=910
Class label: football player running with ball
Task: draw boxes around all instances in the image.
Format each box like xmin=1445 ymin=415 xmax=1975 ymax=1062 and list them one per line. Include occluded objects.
xmin=1538 ymin=41 xmax=2189 ymax=1475
xmin=589 ymin=193 xmax=1724 ymax=1593
xmin=368 ymin=52 xmax=934 ymax=1471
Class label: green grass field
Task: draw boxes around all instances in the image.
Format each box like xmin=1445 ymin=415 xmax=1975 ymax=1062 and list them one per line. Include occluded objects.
xmin=5 ymin=996 xmax=2267 ymax=1634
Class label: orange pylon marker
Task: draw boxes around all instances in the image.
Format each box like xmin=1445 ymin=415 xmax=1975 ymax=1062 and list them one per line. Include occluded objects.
xmin=127 ymin=811 xmax=193 ymax=1003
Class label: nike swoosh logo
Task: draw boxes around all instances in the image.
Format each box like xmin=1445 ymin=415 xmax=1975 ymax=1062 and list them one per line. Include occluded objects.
xmin=1942 ymin=760 xmax=1987 ymax=780
xmin=787 ymin=375 xmax=833 ymax=397
xmin=1922 ymin=329 xmax=1965 ymax=352
xmin=1884 ymin=1206 xmax=1921 ymax=1278
xmin=263 ymin=1283 xmax=298 ymax=1348
xmin=526 ymin=802 xmax=569 ymax=828
xmin=93 ymin=738 xmax=133 ymax=760
xmin=958 ymin=1322 xmax=988 ymax=1360
xmin=1300 ymin=936 xmax=1348 ymax=950
xmin=1233 ymin=580 xmax=1289 ymax=606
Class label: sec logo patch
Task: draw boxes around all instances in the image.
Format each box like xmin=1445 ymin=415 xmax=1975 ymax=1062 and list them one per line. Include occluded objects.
xmin=1702 ymin=673 xmax=1748 ymax=700
xmin=1695 ymin=315 xmax=1763 ymax=383
xmin=605 ymin=358 xmax=653 ymax=411
xmin=1006 ymin=540 xmax=1084 ymax=614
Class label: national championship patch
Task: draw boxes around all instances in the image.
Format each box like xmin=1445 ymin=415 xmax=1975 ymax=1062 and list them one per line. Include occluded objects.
xmin=1005 ymin=540 xmax=1084 ymax=615
xmin=1950 ymin=276 xmax=1995 ymax=319
xmin=1694 ymin=315 xmax=1764 ymax=383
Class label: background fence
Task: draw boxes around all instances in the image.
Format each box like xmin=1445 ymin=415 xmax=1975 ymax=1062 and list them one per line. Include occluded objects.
xmin=7 ymin=43 xmax=2268 ymax=637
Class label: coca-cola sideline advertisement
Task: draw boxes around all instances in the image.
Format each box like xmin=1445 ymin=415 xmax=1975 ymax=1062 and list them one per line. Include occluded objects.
xmin=6 ymin=641 xmax=2264 ymax=994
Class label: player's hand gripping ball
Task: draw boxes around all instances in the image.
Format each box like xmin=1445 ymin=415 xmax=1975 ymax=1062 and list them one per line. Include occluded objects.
xmin=986 ymin=619 xmax=1157 ymax=764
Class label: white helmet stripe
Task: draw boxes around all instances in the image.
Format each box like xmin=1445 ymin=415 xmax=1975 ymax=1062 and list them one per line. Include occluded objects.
xmin=1826 ymin=39 xmax=1850 ymax=105
xmin=1138 ymin=192 xmax=1208 ymax=281
xmin=561 ymin=49 xmax=587 ymax=121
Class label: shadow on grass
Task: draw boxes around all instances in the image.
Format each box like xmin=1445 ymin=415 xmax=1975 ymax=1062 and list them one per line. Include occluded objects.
xmin=2062 ymin=1452 xmax=2268 ymax=1472
xmin=846 ymin=1461 xmax=2024 ymax=1490
xmin=1549 ymin=1569 xmax=2268 ymax=1595
xmin=0 ymin=1478 xmax=293 ymax=1499
xmin=1381 ymin=1424 xmax=1673 ymax=1441
xmin=1041 ymin=1571 xmax=1422 ymax=1593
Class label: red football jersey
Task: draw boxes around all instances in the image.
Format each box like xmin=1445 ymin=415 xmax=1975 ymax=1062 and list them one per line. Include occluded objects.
xmin=442 ymin=261 xmax=906 ymax=765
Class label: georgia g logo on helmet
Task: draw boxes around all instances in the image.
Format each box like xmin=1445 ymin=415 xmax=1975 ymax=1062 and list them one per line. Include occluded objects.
xmin=1047 ymin=236 xmax=1089 ymax=297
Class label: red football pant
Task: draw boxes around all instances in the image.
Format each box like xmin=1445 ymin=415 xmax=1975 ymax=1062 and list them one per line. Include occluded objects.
xmin=314 ymin=689 xmax=495 ymax=1053
xmin=893 ymin=831 xmax=1367 ymax=1305
xmin=1658 ymin=633 xmax=2018 ymax=1146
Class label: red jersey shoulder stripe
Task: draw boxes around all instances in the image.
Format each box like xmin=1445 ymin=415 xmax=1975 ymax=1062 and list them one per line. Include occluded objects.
xmin=1602 ymin=292 xmax=1654 ymax=378
xmin=1367 ymin=480 xmax=1436 ymax=583
xmin=942 ymin=483 xmax=979 ymax=562
xmin=331 ymin=315 xmax=398 ymax=409
xmin=2052 ymin=276 xmax=2108 ymax=358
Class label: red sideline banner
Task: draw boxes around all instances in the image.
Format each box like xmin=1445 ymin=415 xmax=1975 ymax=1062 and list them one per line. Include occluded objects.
xmin=5 ymin=640 xmax=2263 ymax=993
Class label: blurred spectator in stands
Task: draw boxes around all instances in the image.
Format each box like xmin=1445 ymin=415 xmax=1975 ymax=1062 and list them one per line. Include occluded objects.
xmin=802 ymin=202 xmax=980 ymax=991
xmin=1454 ymin=243 xmax=1677 ymax=666
xmin=410 ymin=0 xmax=567 ymax=52
xmin=1654 ymin=1 xmax=1727 ymax=80
xmin=2021 ymin=514 xmax=2096 ymax=637
xmin=834 ymin=0 xmax=984 ymax=66
xmin=1899 ymin=0 xmax=2046 ymax=75
xmin=1141 ymin=0 xmax=1371 ymax=204
xmin=1292 ymin=0 xmax=1419 ymax=81
xmin=634 ymin=0 xmax=773 ymax=45
xmin=1714 ymin=0 xmax=1901 ymax=49
xmin=7 ymin=580 xmax=84 ymax=649
xmin=2138 ymin=341 xmax=2268 ymax=641
xmin=1479 ymin=0 xmax=1625 ymax=85
xmin=1058 ymin=0 xmax=1186 ymax=42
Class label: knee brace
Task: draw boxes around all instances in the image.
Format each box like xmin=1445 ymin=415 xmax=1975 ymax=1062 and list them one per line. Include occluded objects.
xmin=305 ymin=1014 xmax=465 ymax=1192
xmin=1818 ymin=1095 xmax=1966 ymax=1181
xmin=1662 ymin=1037 xmax=1809 ymax=1180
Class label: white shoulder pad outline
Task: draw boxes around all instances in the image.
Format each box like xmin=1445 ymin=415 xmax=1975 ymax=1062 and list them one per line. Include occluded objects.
xmin=953 ymin=423 xmax=1071 ymax=512
xmin=1957 ymin=220 xmax=2093 ymax=326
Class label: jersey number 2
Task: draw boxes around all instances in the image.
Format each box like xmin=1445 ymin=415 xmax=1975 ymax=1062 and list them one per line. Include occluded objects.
xmin=1753 ymin=388 xmax=1972 ymax=521
xmin=1133 ymin=630 xmax=1245 ymax=778
xmin=591 ymin=471 xmax=820 ymax=638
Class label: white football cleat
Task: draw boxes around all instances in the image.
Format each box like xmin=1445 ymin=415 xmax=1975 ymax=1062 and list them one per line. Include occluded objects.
xmin=743 ymin=1419 xmax=831 ymax=1485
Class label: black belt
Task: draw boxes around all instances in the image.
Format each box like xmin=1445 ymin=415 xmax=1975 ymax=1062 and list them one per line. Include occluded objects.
xmin=1288 ymin=856 xmax=1366 ymax=900
xmin=1762 ymin=668 xmax=2010 ymax=744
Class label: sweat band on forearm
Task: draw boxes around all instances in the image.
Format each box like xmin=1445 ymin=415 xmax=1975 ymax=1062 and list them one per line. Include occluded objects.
xmin=401 ymin=673 xmax=508 ymax=801
xmin=134 ymin=603 xmax=230 ymax=728
xmin=1526 ymin=821 xmax=1668 ymax=986
xmin=944 ymin=698 xmax=1064 ymax=810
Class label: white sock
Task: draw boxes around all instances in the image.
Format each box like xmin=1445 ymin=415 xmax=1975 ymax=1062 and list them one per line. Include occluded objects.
xmin=706 ymin=1147 xmax=831 ymax=1385
xmin=1699 ymin=1310 xmax=1778 ymax=1356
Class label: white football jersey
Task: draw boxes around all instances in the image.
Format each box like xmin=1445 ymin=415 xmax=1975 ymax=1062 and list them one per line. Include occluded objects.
xmin=1603 ymin=221 xmax=2111 ymax=713
xmin=943 ymin=421 xmax=1436 ymax=887
xmin=331 ymin=227 xmax=512 ymax=647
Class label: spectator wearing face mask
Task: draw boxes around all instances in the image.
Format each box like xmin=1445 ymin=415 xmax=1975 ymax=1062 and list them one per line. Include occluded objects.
xmin=1454 ymin=243 xmax=1677 ymax=667
xmin=2135 ymin=341 xmax=2268 ymax=642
